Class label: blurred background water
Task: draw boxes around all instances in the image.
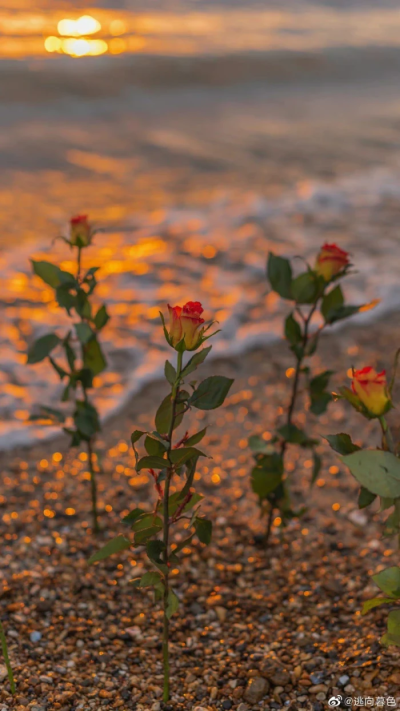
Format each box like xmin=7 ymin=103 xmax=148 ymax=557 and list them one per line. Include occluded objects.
xmin=1 ymin=0 xmax=400 ymax=449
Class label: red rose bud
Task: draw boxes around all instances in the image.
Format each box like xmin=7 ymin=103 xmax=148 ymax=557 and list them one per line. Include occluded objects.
xmin=167 ymin=301 xmax=205 ymax=350
xmin=70 ymin=214 xmax=92 ymax=247
xmin=315 ymin=242 xmax=350 ymax=281
xmin=351 ymin=366 xmax=391 ymax=417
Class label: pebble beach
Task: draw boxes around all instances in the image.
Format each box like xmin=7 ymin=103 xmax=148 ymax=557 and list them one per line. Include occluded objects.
xmin=0 ymin=315 xmax=399 ymax=710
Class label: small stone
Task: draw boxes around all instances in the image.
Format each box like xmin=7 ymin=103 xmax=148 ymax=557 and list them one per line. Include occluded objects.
xmin=0 ymin=667 xmax=7 ymax=682
xmin=316 ymin=692 xmax=326 ymax=701
xmin=210 ymin=687 xmax=218 ymax=700
xmin=344 ymin=684 xmax=355 ymax=693
xmin=151 ymin=703 xmax=160 ymax=711
xmin=270 ymin=671 xmax=290 ymax=686
xmin=215 ymin=606 xmax=227 ymax=622
xmin=309 ymin=672 xmax=325 ymax=685
xmin=222 ymin=702 xmax=232 ymax=710
xmin=244 ymin=677 xmax=269 ymax=704
xmin=237 ymin=705 xmax=249 ymax=711
xmin=30 ymin=631 xmax=42 ymax=643
xmin=309 ymin=685 xmax=327 ymax=693
xmin=39 ymin=675 xmax=53 ymax=684
xmin=338 ymin=675 xmax=350 ymax=686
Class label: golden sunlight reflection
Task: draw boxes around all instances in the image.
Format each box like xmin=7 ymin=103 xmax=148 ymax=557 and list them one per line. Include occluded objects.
xmin=0 ymin=5 xmax=400 ymax=60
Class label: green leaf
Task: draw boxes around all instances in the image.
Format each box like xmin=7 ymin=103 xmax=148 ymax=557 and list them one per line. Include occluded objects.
xmin=248 ymin=435 xmax=275 ymax=454
xmin=321 ymin=285 xmax=344 ymax=323
xmin=135 ymin=572 xmax=162 ymax=588
xmin=134 ymin=526 xmax=163 ymax=545
xmin=31 ymin=260 xmax=64 ymax=288
xmin=155 ymin=392 xmax=187 ymax=434
xmin=146 ymin=539 xmax=167 ymax=572
xmin=382 ymin=609 xmax=400 ymax=647
xmin=164 ymin=360 xmax=176 ymax=386
xmin=362 ymin=597 xmax=395 ymax=615
xmin=30 ymin=405 xmax=66 ymax=424
xmin=169 ymin=447 xmax=205 ymax=466
xmin=88 ymin=535 xmax=131 ymax=564
xmin=49 ymin=356 xmax=68 ymax=379
xmin=277 ymin=423 xmax=317 ymax=447
xmin=372 ymin=567 xmax=400 ymax=597
xmin=132 ymin=514 xmax=163 ymax=532
xmin=251 ymin=453 xmax=283 ymax=499
xmin=75 ymin=322 xmax=94 ymax=345
xmin=166 ymin=589 xmax=179 ymax=619
xmin=325 ymin=304 xmax=361 ymax=325
xmin=185 ymin=428 xmax=207 ymax=447
xmin=167 ymin=491 xmax=203 ymax=516
xmin=136 ymin=455 xmax=167 ymax=471
xmin=56 ymin=285 xmax=76 ymax=313
xmin=342 ymin=450 xmax=400 ymax=498
xmin=358 ymin=487 xmax=377 ymax=509
xmin=311 ymin=451 xmax=321 ymax=486
xmin=145 ymin=436 xmax=166 ymax=457
xmin=122 ymin=508 xmax=146 ymax=525
xmin=194 ymin=517 xmax=212 ymax=545
xmin=27 ymin=333 xmax=61 ymax=364
xmin=74 ymin=400 xmax=100 ymax=439
xmin=181 ymin=346 xmax=212 ymax=378
xmin=267 ymin=252 xmax=292 ymax=299
xmin=83 ymin=337 xmax=107 ymax=375
xmin=291 ymin=271 xmax=319 ymax=304
xmin=325 ymin=433 xmax=360 ymax=455
xmin=285 ymin=313 xmax=302 ymax=347
xmin=131 ymin=430 xmax=147 ymax=445
xmin=190 ymin=376 xmax=233 ymax=410
xmin=310 ymin=392 xmax=332 ymax=415
xmin=94 ymin=305 xmax=110 ymax=330
xmin=309 ymin=371 xmax=333 ymax=415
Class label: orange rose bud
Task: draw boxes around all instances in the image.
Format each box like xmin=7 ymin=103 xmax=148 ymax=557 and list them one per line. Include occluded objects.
xmin=167 ymin=301 xmax=205 ymax=350
xmin=70 ymin=214 xmax=92 ymax=247
xmin=315 ymin=242 xmax=350 ymax=281
xmin=351 ymin=366 xmax=391 ymax=417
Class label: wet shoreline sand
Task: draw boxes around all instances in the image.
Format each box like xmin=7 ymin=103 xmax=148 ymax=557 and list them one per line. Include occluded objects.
xmin=1 ymin=313 xmax=400 ymax=708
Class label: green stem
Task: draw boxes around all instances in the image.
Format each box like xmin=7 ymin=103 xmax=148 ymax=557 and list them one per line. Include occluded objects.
xmin=87 ymin=438 xmax=99 ymax=533
xmin=379 ymin=416 xmax=395 ymax=454
xmin=0 ymin=618 xmax=15 ymax=694
xmin=265 ymin=301 xmax=319 ymax=546
xmin=162 ymin=349 xmax=183 ymax=702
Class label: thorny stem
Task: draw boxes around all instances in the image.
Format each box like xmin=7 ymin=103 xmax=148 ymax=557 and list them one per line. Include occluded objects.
xmin=0 ymin=617 xmax=15 ymax=694
xmin=265 ymin=300 xmax=320 ymax=547
xmin=162 ymin=349 xmax=183 ymax=702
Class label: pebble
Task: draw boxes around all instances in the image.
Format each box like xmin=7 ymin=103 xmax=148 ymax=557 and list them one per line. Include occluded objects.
xmin=237 ymin=705 xmax=249 ymax=711
xmin=30 ymin=630 xmax=42 ymax=643
xmin=244 ymin=677 xmax=269 ymax=704
xmin=339 ymin=675 xmax=350 ymax=686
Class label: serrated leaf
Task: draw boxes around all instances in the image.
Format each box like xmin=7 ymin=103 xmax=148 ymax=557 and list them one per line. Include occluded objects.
xmin=325 ymin=433 xmax=360 ymax=455
xmin=88 ymin=535 xmax=131 ymax=564
xmin=27 ymin=333 xmax=61 ymax=364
